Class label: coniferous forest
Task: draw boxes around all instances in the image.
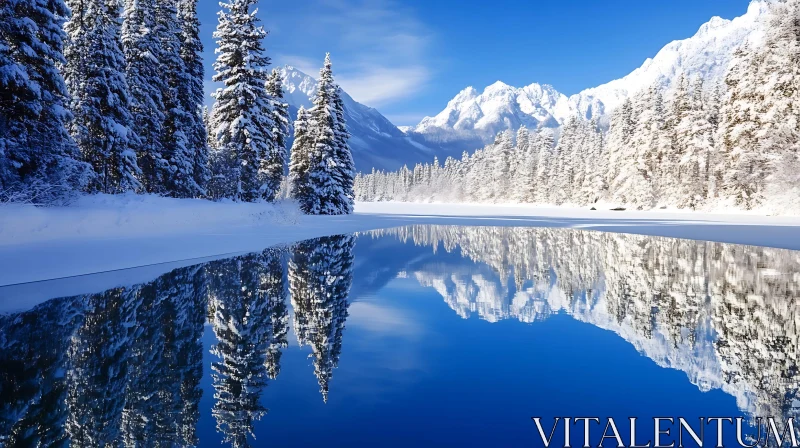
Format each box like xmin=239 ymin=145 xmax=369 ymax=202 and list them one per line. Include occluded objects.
xmin=355 ymin=0 xmax=800 ymax=213
xmin=0 ymin=0 xmax=354 ymax=214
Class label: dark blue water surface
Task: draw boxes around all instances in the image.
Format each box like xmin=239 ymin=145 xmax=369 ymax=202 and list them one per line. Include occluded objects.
xmin=1 ymin=225 xmax=798 ymax=447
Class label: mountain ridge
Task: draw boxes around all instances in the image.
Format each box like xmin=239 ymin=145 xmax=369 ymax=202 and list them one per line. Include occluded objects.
xmin=404 ymin=0 xmax=770 ymax=150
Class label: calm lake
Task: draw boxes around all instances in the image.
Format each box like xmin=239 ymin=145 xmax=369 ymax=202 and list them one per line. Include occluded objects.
xmin=1 ymin=225 xmax=798 ymax=447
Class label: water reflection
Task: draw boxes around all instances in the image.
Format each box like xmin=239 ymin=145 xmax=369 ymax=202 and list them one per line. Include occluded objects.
xmin=0 ymin=227 xmax=798 ymax=446
xmin=369 ymin=225 xmax=800 ymax=429
xmin=207 ymin=249 xmax=285 ymax=448
xmin=290 ymin=236 xmax=355 ymax=403
xmin=0 ymin=235 xmax=355 ymax=447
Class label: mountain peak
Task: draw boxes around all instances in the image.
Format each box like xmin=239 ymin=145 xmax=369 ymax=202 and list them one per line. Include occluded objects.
xmin=484 ymin=80 xmax=513 ymax=93
xmin=408 ymin=1 xmax=768 ymax=151
xmin=697 ymin=16 xmax=730 ymax=36
xmin=450 ymin=86 xmax=479 ymax=104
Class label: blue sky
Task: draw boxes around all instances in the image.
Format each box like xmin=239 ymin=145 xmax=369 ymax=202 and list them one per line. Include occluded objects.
xmin=197 ymin=0 xmax=751 ymax=127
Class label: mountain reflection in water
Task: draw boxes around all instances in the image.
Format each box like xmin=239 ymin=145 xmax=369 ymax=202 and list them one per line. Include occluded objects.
xmin=1 ymin=226 xmax=798 ymax=447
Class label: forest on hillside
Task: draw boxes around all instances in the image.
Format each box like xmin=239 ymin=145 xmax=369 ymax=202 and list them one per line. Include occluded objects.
xmin=356 ymin=0 xmax=800 ymax=213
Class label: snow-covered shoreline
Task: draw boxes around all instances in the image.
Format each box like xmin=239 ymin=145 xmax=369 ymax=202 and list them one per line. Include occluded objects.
xmin=3 ymin=198 xmax=800 ymax=290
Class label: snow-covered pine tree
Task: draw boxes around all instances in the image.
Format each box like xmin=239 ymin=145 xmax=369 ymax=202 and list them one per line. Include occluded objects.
xmin=568 ymin=120 xmax=592 ymax=205
xmin=266 ymin=69 xmax=290 ymax=157
xmin=64 ymin=0 xmax=142 ymax=194
xmin=580 ymin=118 xmax=606 ymax=204
xmin=750 ymin=0 xmax=800 ymax=206
xmin=534 ymin=130 xmax=555 ymax=203
xmin=511 ymin=126 xmax=535 ymax=202
xmin=177 ymin=0 xmax=209 ymax=197
xmin=289 ymin=106 xmax=313 ymax=209
xmin=674 ymin=77 xmax=714 ymax=209
xmin=705 ymin=82 xmax=724 ymax=199
xmin=122 ymin=0 xmax=169 ymax=194
xmin=719 ymin=45 xmax=765 ymax=209
xmin=551 ymin=118 xmax=581 ymax=205
xmin=331 ymin=82 xmax=355 ymax=213
xmin=606 ymin=98 xmax=645 ymax=207
xmin=490 ymin=130 xmax=513 ymax=201
xmin=0 ymin=0 xmax=90 ymax=203
xmin=303 ymin=54 xmax=343 ymax=214
xmin=466 ymin=149 xmax=490 ymax=202
xmin=262 ymin=68 xmax=289 ymax=202
xmin=205 ymin=105 xmax=236 ymax=200
xmin=211 ymin=0 xmax=280 ymax=202
xmin=620 ymin=85 xmax=658 ymax=208
xmin=658 ymin=74 xmax=691 ymax=206
xmin=650 ymin=89 xmax=674 ymax=204
xmin=158 ymin=0 xmax=199 ymax=198
xmin=581 ymin=121 xmax=599 ymax=204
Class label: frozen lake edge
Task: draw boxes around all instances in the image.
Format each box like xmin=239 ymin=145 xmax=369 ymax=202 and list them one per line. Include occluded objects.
xmin=3 ymin=197 xmax=800 ymax=289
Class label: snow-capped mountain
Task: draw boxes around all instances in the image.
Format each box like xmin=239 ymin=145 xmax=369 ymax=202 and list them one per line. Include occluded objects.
xmin=277 ymin=66 xmax=432 ymax=172
xmin=407 ymin=0 xmax=770 ymax=149
xmin=409 ymin=82 xmax=574 ymax=151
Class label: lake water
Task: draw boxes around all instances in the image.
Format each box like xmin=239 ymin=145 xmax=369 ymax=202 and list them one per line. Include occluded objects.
xmin=1 ymin=225 xmax=799 ymax=447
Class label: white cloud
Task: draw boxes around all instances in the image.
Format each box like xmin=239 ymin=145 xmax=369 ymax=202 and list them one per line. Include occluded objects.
xmin=348 ymin=301 xmax=424 ymax=338
xmin=273 ymin=0 xmax=433 ymax=107
xmin=337 ymin=66 xmax=429 ymax=106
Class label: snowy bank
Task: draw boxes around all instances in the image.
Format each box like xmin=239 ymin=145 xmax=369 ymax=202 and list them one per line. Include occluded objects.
xmin=3 ymin=198 xmax=800 ymax=291
xmin=0 ymin=195 xmax=385 ymax=287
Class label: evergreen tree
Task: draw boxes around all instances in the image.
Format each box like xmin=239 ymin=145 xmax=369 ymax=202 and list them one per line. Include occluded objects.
xmin=122 ymin=0 xmax=169 ymax=194
xmin=302 ymin=54 xmax=348 ymax=214
xmin=289 ymin=55 xmax=354 ymax=214
xmin=257 ymin=70 xmax=287 ymax=202
xmin=750 ymin=0 xmax=800 ymax=207
xmin=534 ymin=131 xmax=555 ymax=203
xmin=331 ymin=83 xmax=355 ymax=213
xmin=491 ymin=130 xmax=513 ymax=201
xmin=705 ymin=83 xmax=724 ymax=199
xmin=0 ymin=0 xmax=91 ymax=203
xmin=512 ymin=126 xmax=536 ymax=202
xmin=158 ymin=0 xmax=199 ymax=198
xmin=64 ymin=0 xmax=142 ymax=194
xmin=620 ymin=87 xmax=657 ymax=207
xmin=674 ymin=77 xmax=714 ymax=209
xmin=719 ymin=45 xmax=765 ymax=209
xmin=211 ymin=0 xmax=280 ymax=202
xmin=289 ymin=106 xmax=313 ymax=207
xmin=579 ymin=118 xmax=605 ymax=204
xmin=551 ymin=118 xmax=580 ymax=204
xmin=266 ymin=69 xmax=290 ymax=156
xmin=606 ymin=98 xmax=645 ymax=206
xmin=177 ymin=0 xmax=209 ymax=197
